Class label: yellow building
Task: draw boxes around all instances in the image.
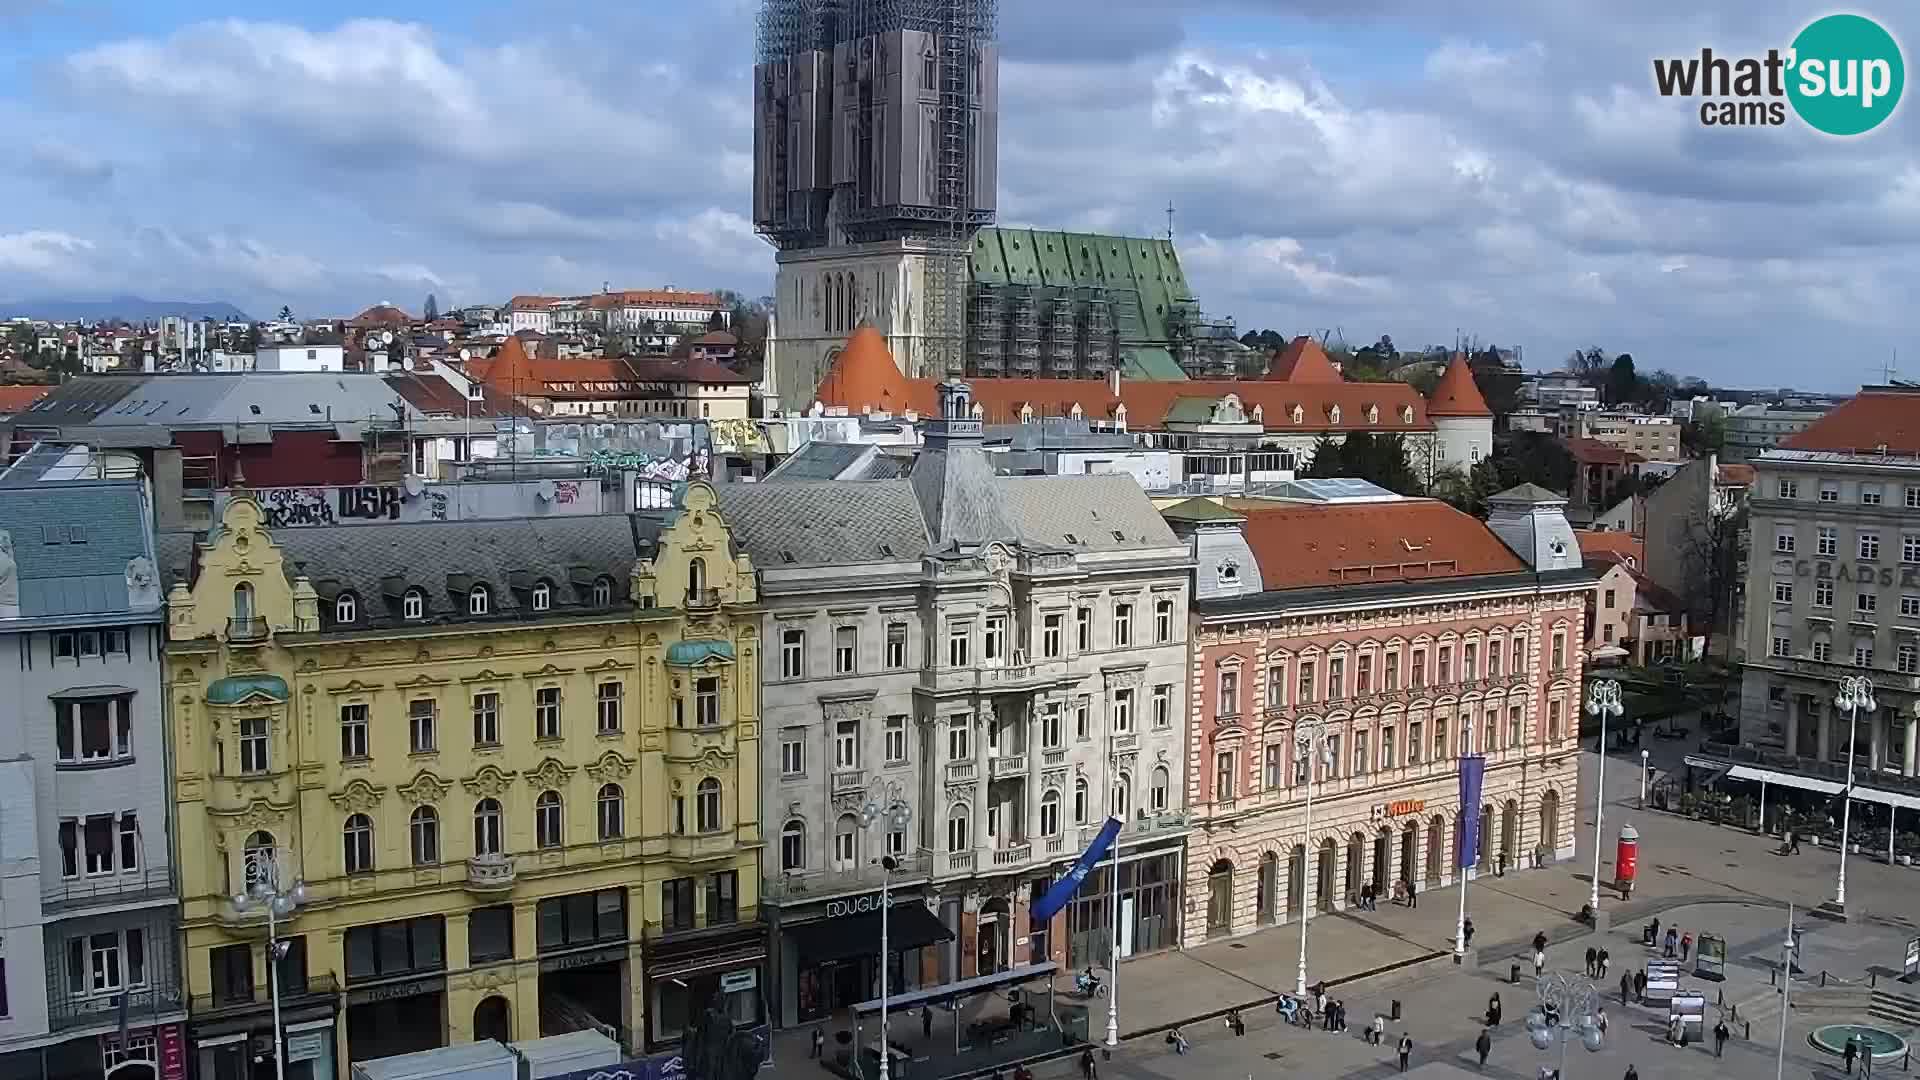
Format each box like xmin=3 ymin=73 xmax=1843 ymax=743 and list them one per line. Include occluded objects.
xmin=159 ymin=483 xmax=765 ymax=1079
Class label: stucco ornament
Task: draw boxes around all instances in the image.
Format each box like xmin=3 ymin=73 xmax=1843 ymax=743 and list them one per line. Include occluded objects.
xmin=463 ymin=765 xmax=518 ymax=798
xmin=524 ymin=757 xmax=575 ymax=789
xmin=398 ymin=771 xmax=451 ymax=805
xmin=126 ymin=555 xmax=162 ymax=610
xmin=329 ymin=778 xmax=386 ymax=813
xmin=585 ymin=751 xmax=635 ymax=782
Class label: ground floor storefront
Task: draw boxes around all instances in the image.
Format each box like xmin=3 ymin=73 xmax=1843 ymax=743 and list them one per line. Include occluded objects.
xmin=1180 ymin=756 xmax=1578 ymax=947
xmin=0 ymin=1023 xmax=192 ymax=1080
xmin=640 ymin=924 xmax=767 ymax=1052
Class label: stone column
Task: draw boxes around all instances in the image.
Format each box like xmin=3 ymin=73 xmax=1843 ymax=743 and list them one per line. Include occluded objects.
xmin=1784 ymin=697 xmax=1800 ymax=756
xmin=1905 ymin=715 xmax=1918 ymax=778
xmin=1817 ymin=704 xmax=1832 ymax=762
xmin=1870 ymin=709 xmax=1885 ymax=772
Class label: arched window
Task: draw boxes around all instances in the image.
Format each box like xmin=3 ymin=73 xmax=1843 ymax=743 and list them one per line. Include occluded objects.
xmin=403 ymin=588 xmax=426 ymax=621
xmin=473 ymin=798 xmax=502 ymax=856
xmin=827 ymin=275 xmax=840 ymax=333
xmin=531 ymin=581 xmax=551 ymax=612
xmin=335 ymin=592 xmax=357 ymax=625
xmin=242 ymin=830 xmax=275 ymax=889
xmin=946 ymin=805 xmax=970 ymax=852
xmin=232 ymin=582 xmax=255 ymax=622
xmin=1112 ymin=773 xmax=1131 ymax=818
xmin=833 ymin=813 xmax=858 ymax=869
xmin=343 ymin=814 xmax=374 ymax=874
xmin=409 ymin=806 xmax=438 ymax=866
xmin=1151 ymin=765 xmax=1170 ymax=813
xmin=1039 ymin=789 xmax=1061 ymax=836
xmin=468 ymin=585 xmax=491 ymax=616
xmin=695 ymin=778 xmax=722 ymax=832
xmin=592 ymin=577 xmax=614 ymax=607
xmin=688 ymin=557 xmax=707 ymax=600
xmin=597 ymin=783 xmax=624 ymax=840
xmin=780 ymin=819 xmax=805 ymax=872
xmin=1073 ymin=778 xmax=1089 ymax=824
xmin=535 ymin=791 xmax=563 ymax=848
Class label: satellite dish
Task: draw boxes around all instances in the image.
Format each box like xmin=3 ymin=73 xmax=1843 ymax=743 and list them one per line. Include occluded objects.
xmin=380 ymin=330 xmax=394 ymax=346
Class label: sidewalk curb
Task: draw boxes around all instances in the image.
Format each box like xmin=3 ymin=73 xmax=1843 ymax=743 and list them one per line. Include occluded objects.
xmin=934 ymin=948 xmax=1454 ymax=1080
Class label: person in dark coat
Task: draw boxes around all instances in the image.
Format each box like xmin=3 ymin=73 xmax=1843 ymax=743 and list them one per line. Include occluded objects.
xmin=1398 ymin=1033 xmax=1413 ymax=1071
xmin=1080 ymin=1047 xmax=1098 ymax=1080
xmin=1620 ymin=972 xmax=1633 ymax=1004
xmin=1634 ymin=969 xmax=1647 ymax=1003
xmin=1598 ymin=947 xmax=1611 ymax=978
xmin=1585 ymin=946 xmax=1598 ymax=977
xmin=1843 ymin=1035 xmax=1859 ymax=1074
xmin=923 ymin=1004 xmax=933 ymax=1039
xmin=1476 ymin=1028 xmax=1493 ymax=1067
xmin=1714 ymin=1020 xmax=1730 ymax=1058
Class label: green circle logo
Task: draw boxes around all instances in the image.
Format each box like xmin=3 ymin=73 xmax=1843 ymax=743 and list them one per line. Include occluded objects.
xmin=1787 ymin=14 xmax=1904 ymax=135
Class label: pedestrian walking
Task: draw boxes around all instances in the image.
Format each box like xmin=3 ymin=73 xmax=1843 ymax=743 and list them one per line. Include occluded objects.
xmin=1595 ymin=1007 xmax=1608 ymax=1037
xmin=1476 ymin=1028 xmax=1492 ymax=1068
xmin=1463 ymin=916 xmax=1475 ymax=948
xmin=1714 ymin=1019 xmax=1729 ymax=1058
xmin=1585 ymin=946 xmax=1598 ymax=977
xmin=1663 ymin=927 xmax=1678 ymax=958
xmin=1398 ymin=1033 xmax=1413 ymax=1072
xmin=1533 ymin=931 xmax=1549 ymax=955
xmin=1634 ymin=969 xmax=1647 ymax=1003
xmin=1844 ymin=1035 xmax=1859 ymax=1074
xmin=1080 ymin=1047 xmax=1098 ymax=1080
xmin=1624 ymin=1066 xmax=1639 ymax=1080
xmin=810 ymin=1026 xmax=824 ymax=1059
xmin=1229 ymin=1008 xmax=1245 ymax=1037
xmin=1533 ymin=947 xmax=1546 ymax=977
xmin=1598 ymin=947 xmax=1611 ymax=978
xmin=1409 ymin=878 xmax=1419 ymax=908
xmin=1486 ymin=993 xmax=1503 ymax=1027
xmin=1169 ymin=1027 xmax=1188 ymax=1055
xmin=1336 ymin=1000 xmax=1349 ymax=1032
xmin=922 ymin=1004 xmax=933 ymax=1039
xmin=1680 ymin=933 xmax=1693 ymax=963
xmin=1620 ymin=972 xmax=1633 ymax=1004
xmin=1370 ymin=1014 xmax=1386 ymax=1045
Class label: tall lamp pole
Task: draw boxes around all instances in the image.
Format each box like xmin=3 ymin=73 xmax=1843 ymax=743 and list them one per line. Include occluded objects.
xmin=860 ymin=783 xmax=913 ymax=1080
xmin=1105 ymin=732 xmax=1122 ymax=1052
xmin=1294 ymin=714 xmax=1330 ymax=995
xmin=231 ymin=847 xmax=308 ymax=1080
xmin=1585 ymin=680 xmax=1624 ymax=913
xmin=1834 ymin=675 xmax=1875 ymax=910
xmin=1528 ymin=970 xmax=1604 ymax=1076
xmin=1777 ymin=904 xmax=1797 ymax=1080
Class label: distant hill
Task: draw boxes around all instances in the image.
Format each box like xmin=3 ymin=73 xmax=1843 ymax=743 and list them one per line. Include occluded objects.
xmin=5 ymin=295 xmax=252 ymax=323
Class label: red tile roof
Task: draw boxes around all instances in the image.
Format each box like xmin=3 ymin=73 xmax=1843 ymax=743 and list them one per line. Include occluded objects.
xmin=601 ymin=288 xmax=723 ymax=309
xmin=819 ymin=327 xmax=916 ymax=414
xmin=348 ymin=303 xmax=413 ymax=326
xmin=1228 ymin=498 xmax=1527 ymax=590
xmin=1263 ymin=336 xmax=1342 ymax=382
xmin=1564 ymin=437 xmax=1641 ymax=466
xmin=0 ymin=384 xmax=53 ymax=413
xmin=383 ymin=374 xmax=516 ymax=417
xmin=1426 ymin=353 xmax=1493 ymax=418
xmin=508 ymin=295 xmax=558 ymax=310
xmin=1782 ymin=388 xmax=1920 ymax=454
xmin=1715 ymin=463 xmax=1755 ymax=487
xmin=1574 ymin=529 xmax=1644 ymax=568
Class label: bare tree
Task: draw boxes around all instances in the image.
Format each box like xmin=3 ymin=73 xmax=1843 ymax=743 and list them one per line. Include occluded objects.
xmin=1673 ymin=493 xmax=1746 ymax=660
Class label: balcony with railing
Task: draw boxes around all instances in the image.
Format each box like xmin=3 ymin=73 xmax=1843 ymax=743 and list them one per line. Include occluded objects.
xmin=41 ymin=864 xmax=175 ymax=913
xmin=991 ymin=842 xmax=1032 ymax=866
xmin=831 ymin=769 xmax=866 ymax=795
xmin=988 ymin=753 xmax=1027 ymax=779
xmin=225 ymin=616 xmax=269 ymax=642
xmin=941 ymin=851 xmax=976 ymax=874
xmin=50 ymin=984 xmax=187 ymax=1032
xmin=189 ymin=974 xmax=340 ymax=1024
xmin=763 ymin=852 xmax=929 ymax=903
xmin=920 ymin=659 xmax=1074 ymax=696
xmin=685 ymin=587 xmax=721 ymax=611
xmin=465 ymin=854 xmax=516 ymax=892
xmin=945 ymin=760 xmax=978 ymax=782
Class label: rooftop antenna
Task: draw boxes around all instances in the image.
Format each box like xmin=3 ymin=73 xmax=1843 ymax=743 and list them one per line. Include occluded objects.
xmin=1165 ymin=199 xmax=1176 ymax=243
xmin=1882 ymin=348 xmax=1898 ymax=385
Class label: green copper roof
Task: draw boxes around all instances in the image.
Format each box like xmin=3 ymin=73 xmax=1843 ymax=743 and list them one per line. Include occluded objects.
xmin=666 ymin=640 xmax=735 ymax=666
xmin=207 ymin=675 xmax=290 ymax=705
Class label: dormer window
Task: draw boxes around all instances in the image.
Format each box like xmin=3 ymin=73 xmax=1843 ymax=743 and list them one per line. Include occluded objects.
xmin=403 ymin=589 xmax=426 ymax=621
xmin=1290 ymin=405 xmax=1304 ymax=425
xmin=468 ymin=585 xmax=492 ymax=616
xmin=592 ymin=577 xmax=615 ymax=607
xmin=1401 ymin=405 xmax=1415 ymax=424
xmin=1218 ymin=561 xmax=1240 ymax=587
xmin=1328 ymin=405 xmax=1342 ymax=425
xmin=1366 ymin=404 xmax=1379 ymax=424
xmin=335 ymin=592 xmax=358 ymax=625
xmin=531 ymin=581 xmax=551 ymax=612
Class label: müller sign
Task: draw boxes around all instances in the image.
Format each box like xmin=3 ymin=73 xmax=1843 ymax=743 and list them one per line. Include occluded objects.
xmin=824 ymin=893 xmax=895 ymax=918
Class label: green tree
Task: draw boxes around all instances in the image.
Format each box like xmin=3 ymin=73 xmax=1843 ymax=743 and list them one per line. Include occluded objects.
xmin=1303 ymin=432 xmax=1423 ymax=495
xmin=1606 ymin=353 xmax=1638 ymax=405
xmin=277 ymin=305 xmax=294 ymax=322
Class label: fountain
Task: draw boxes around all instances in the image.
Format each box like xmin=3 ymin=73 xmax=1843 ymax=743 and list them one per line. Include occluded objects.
xmin=1809 ymin=1024 xmax=1910 ymax=1065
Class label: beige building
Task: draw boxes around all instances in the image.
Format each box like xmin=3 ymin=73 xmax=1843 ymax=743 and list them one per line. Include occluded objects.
xmin=1574 ymin=411 xmax=1681 ymax=461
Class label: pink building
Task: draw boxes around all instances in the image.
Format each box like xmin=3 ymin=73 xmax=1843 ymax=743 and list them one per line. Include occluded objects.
xmin=1163 ymin=483 xmax=1594 ymax=945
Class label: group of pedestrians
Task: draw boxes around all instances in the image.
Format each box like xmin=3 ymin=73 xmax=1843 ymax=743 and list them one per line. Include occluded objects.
xmin=1582 ymin=944 xmax=1612 ymax=978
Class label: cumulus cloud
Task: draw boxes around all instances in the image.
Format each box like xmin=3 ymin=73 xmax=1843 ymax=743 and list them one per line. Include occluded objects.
xmin=0 ymin=1 xmax=1912 ymax=385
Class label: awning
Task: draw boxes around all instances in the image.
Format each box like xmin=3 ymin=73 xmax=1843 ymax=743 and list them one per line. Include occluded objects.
xmin=1727 ymin=765 xmax=1844 ymax=795
xmin=789 ymin=902 xmax=953 ymax=966
xmin=851 ymin=962 xmax=1060 ymax=1017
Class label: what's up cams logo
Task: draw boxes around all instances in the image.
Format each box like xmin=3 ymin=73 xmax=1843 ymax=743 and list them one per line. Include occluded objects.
xmin=1653 ymin=13 xmax=1904 ymax=135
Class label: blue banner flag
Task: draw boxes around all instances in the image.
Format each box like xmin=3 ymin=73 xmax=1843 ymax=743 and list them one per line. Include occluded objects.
xmin=1031 ymin=816 xmax=1124 ymax=923
xmin=1457 ymin=755 xmax=1486 ymax=869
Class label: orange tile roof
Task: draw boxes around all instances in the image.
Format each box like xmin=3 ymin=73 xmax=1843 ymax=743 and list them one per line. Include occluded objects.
xmin=348 ymin=303 xmax=413 ymax=326
xmin=475 ymin=336 xmax=538 ymax=389
xmin=1426 ymin=353 xmax=1492 ymax=418
xmin=818 ymin=327 xmax=917 ymax=414
xmin=0 ymin=384 xmax=53 ymax=413
xmin=1715 ymin=463 xmax=1755 ymax=486
xmin=508 ymin=295 xmax=558 ymax=310
xmin=1263 ymin=336 xmax=1342 ymax=382
xmin=1230 ymin=498 xmax=1527 ymax=590
xmin=1782 ymin=388 xmax=1920 ymax=454
xmin=1564 ymin=437 xmax=1640 ymax=466
xmin=601 ymin=288 xmax=723 ymax=308
xmin=1573 ymin=529 xmax=1644 ymax=568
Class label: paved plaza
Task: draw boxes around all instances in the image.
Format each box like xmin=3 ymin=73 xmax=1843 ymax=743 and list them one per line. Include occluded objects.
xmin=771 ymin=726 xmax=1920 ymax=1079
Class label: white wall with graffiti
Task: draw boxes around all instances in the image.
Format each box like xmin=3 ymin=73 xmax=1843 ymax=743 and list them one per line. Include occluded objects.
xmin=214 ymin=477 xmax=608 ymax=529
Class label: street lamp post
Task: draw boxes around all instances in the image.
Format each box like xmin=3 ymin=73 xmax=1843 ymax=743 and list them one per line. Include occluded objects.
xmin=1528 ymin=970 xmax=1604 ymax=1078
xmin=860 ymin=783 xmax=913 ymax=1080
xmin=1585 ymin=680 xmax=1624 ymax=913
xmin=231 ymin=847 xmax=308 ymax=1080
xmin=1638 ymin=749 xmax=1649 ymax=809
xmin=1777 ymin=904 xmax=1797 ymax=1080
xmin=1834 ymin=675 xmax=1876 ymax=910
xmin=1294 ymin=715 xmax=1330 ymax=996
xmin=1105 ymin=733 xmax=1122 ymax=1052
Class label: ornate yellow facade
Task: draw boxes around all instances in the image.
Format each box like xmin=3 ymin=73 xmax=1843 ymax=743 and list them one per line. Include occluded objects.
xmin=162 ymin=483 xmax=764 ymax=1073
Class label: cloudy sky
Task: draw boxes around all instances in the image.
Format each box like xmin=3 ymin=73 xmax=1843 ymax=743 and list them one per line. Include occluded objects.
xmin=2 ymin=0 xmax=1915 ymax=389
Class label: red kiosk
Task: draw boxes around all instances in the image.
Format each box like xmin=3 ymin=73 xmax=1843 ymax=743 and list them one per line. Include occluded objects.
xmin=1616 ymin=823 xmax=1640 ymax=898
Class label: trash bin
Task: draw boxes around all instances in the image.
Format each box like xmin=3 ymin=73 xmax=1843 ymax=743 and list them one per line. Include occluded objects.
xmin=1511 ymin=962 xmax=1522 ymax=984
xmin=1391 ymin=1000 xmax=1402 ymax=1021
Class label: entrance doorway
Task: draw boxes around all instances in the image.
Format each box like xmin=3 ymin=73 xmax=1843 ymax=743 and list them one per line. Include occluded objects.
xmin=1257 ymin=852 xmax=1278 ymax=926
xmin=474 ymin=996 xmax=511 ymax=1044
xmin=1287 ymin=845 xmax=1305 ymax=918
xmin=1502 ymin=800 xmax=1518 ymax=869
xmin=1479 ymin=804 xmax=1494 ymax=867
xmin=347 ymin=992 xmax=446 ymax=1062
xmin=539 ymin=957 xmax=626 ymax=1040
xmin=1316 ymin=840 xmax=1337 ymax=911
xmin=1207 ymin=859 xmax=1234 ymax=937
xmin=978 ymin=898 xmax=1009 ymax=975
xmin=1400 ymin=822 xmax=1417 ymax=885
xmin=1539 ymin=791 xmax=1561 ymax=858
xmin=1372 ymin=828 xmax=1391 ymax=893
xmin=1344 ymin=833 xmax=1363 ymax=899
xmin=1425 ymin=815 xmax=1444 ymax=883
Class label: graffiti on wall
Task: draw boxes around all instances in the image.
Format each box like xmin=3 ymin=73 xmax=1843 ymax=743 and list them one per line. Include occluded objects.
xmin=225 ymin=480 xmax=601 ymax=528
xmin=552 ymin=480 xmax=582 ymax=504
xmin=255 ymin=485 xmax=403 ymax=527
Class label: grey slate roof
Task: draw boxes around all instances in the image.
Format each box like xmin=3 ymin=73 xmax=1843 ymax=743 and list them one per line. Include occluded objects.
xmin=763 ymin=441 xmax=873 ymax=482
xmin=21 ymin=373 xmax=419 ymax=430
xmin=159 ymin=513 xmax=657 ymax=631
xmin=715 ymin=481 xmax=931 ymax=567
xmin=995 ymin=475 xmax=1178 ymax=552
xmin=0 ymin=470 xmax=155 ymax=622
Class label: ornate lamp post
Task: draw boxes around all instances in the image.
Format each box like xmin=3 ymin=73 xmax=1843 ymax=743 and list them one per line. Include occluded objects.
xmin=1528 ymin=970 xmax=1604 ymax=1078
xmin=1584 ymin=680 xmax=1623 ymax=913
xmin=231 ymin=846 xmax=308 ymax=1080
xmin=1776 ymin=904 xmax=1798 ymax=1080
xmin=1834 ymin=675 xmax=1875 ymax=909
xmin=860 ymin=782 xmax=913 ymax=1080
xmin=1294 ymin=714 xmax=1331 ymax=996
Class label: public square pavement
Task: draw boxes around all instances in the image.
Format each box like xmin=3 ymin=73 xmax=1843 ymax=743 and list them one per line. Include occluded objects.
xmin=771 ymin=724 xmax=1920 ymax=1078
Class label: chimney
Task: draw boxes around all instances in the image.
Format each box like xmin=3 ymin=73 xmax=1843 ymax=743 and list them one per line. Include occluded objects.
xmin=1108 ymin=367 xmax=1121 ymax=398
